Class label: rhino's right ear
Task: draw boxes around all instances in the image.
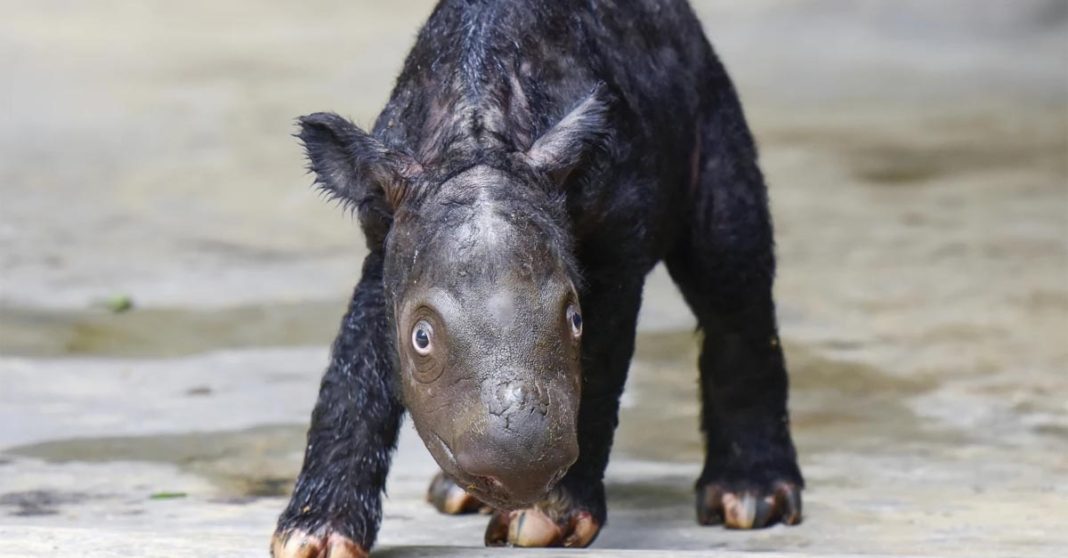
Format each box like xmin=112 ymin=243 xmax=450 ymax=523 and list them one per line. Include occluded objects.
xmin=523 ymin=84 xmax=612 ymax=185
xmin=297 ymin=112 xmax=420 ymax=210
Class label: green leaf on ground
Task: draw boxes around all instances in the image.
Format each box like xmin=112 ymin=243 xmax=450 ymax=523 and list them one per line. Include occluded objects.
xmin=105 ymin=295 xmax=135 ymax=313
xmin=149 ymin=491 xmax=187 ymax=500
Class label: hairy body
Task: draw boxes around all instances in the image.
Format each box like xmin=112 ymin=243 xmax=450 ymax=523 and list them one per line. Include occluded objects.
xmin=273 ymin=1 xmax=803 ymax=555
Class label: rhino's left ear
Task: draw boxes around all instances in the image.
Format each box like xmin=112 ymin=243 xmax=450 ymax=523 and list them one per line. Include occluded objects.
xmin=297 ymin=112 xmax=421 ymax=210
xmin=523 ymin=84 xmax=612 ymax=183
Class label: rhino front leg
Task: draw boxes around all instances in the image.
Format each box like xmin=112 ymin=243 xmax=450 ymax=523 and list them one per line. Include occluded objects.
xmin=272 ymin=252 xmax=404 ymax=558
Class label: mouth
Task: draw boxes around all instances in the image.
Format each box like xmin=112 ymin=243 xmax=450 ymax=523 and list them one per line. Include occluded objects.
xmin=429 ymin=432 xmax=555 ymax=509
xmin=463 ymin=476 xmax=546 ymax=510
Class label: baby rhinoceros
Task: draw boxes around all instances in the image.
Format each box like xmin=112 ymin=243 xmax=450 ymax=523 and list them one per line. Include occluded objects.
xmin=272 ymin=1 xmax=803 ymax=555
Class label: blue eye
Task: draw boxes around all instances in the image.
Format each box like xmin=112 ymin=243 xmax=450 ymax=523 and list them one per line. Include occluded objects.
xmin=412 ymin=321 xmax=433 ymax=354
xmin=567 ymin=305 xmax=582 ymax=337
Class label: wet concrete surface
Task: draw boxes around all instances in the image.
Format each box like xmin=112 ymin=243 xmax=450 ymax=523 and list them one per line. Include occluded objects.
xmin=0 ymin=302 xmax=343 ymax=358
xmin=2 ymin=1 xmax=1066 ymax=557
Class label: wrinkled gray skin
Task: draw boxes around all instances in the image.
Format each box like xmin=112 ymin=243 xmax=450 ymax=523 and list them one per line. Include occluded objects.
xmin=384 ymin=166 xmax=582 ymax=508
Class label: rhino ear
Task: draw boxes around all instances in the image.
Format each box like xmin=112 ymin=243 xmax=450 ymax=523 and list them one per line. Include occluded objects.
xmin=524 ymin=84 xmax=612 ymax=183
xmin=297 ymin=112 xmax=420 ymax=210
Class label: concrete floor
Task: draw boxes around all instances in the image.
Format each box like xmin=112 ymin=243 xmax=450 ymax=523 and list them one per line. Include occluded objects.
xmin=1 ymin=1 xmax=1066 ymax=557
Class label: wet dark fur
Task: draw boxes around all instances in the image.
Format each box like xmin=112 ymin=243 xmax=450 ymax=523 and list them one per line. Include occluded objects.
xmin=277 ymin=0 xmax=802 ymax=550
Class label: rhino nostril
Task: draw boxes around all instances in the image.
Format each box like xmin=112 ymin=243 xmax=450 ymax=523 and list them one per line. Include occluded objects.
xmin=536 ymin=394 xmax=549 ymax=416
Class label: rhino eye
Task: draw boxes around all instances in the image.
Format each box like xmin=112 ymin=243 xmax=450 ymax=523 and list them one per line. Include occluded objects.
xmin=566 ymin=305 xmax=582 ymax=337
xmin=412 ymin=320 xmax=433 ymax=355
